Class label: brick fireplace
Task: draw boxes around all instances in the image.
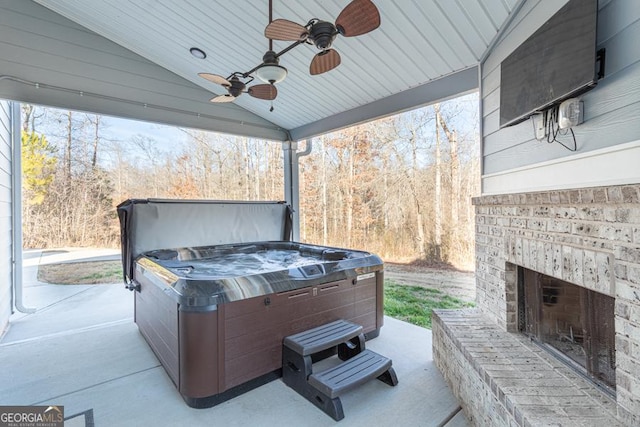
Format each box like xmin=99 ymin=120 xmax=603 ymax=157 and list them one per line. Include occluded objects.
xmin=433 ymin=184 xmax=639 ymax=426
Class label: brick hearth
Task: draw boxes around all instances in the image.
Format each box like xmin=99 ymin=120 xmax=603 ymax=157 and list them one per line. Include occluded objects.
xmin=433 ymin=309 xmax=622 ymax=426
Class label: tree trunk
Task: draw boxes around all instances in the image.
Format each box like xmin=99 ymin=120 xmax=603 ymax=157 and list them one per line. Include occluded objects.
xmin=321 ymin=139 xmax=328 ymax=245
xmin=346 ymin=138 xmax=354 ymax=247
xmin=382 ymin=152 xmax=389 ymax=229
xmin=437 ymin=107 xmax=460 ymax=226
xmin=22 ymin=105 xmax=33 ymax=132
xmin=254 ymin=141 xmax=261 ymax=199
xmin=66 ymin=111 xmax=73 ymax=182
xmin=410 ymin=124 xmax=426 ymax=259
xmin=433 ymin=104 xmax=442 ymax=261
xmin=450 ymin=129 xmax=459 ymax=225
xmin=243 ymin=138 xmax=250 ymax=199
xmin=91 ymin=115 xmax=100 ymax=168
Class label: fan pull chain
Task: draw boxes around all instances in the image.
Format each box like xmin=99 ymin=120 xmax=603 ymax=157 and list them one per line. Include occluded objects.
xmin=270 ymin=83 xmax=275 ymax=111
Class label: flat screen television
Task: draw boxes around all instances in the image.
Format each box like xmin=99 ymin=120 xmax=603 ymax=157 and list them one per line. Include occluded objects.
xmin=499 ymin=0 xmax=599 ymax=128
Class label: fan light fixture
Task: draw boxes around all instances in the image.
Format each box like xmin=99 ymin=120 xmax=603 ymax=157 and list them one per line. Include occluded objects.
xmin=255 ymin=64 xmax=288 ymax=83
xmin=255 ymin=50 xmax=288 ymax=83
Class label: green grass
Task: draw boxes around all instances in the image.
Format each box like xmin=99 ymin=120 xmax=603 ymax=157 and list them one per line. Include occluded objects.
xmin=38 ymin=260 xmax=123 ymax=285
xmin=78 ymin=263 xmax=122 ymax=282
xmin=383 ymin=280 xmax=474 ymax=329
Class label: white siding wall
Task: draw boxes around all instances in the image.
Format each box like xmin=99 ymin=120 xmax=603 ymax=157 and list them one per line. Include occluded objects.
xmin=482 ymin=0 xmax=640 ymax=194
xmin=0 ymin=100 xmax=13 ymax=334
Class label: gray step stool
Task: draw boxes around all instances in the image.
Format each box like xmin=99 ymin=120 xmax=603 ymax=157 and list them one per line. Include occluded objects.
xmin=282 ymin=319 xmax=398 ymax=421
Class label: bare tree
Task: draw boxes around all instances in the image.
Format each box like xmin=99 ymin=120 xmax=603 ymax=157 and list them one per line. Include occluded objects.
xmin=436 ymin=107 xmax=459 ymax=226
xmin=88 ymin=115 xmax=101 ymax=168
xmin=20 ymin=95 xmax=479 ymax=269
xmin=433 ymin=104 xmax=443 ymax=261
xmin=65 ymin=111 xmax=73 ymax=181
xmin=21 ymin=104 xmax=44 ymax=133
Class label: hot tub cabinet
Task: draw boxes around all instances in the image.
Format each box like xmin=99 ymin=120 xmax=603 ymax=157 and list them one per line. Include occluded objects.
xmin=117 ymin=199 xmax=384 ymax=408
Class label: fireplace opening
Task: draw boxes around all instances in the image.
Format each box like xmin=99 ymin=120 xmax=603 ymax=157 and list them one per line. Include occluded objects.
xmin=517 ymin=266 xmax=616 ymax=392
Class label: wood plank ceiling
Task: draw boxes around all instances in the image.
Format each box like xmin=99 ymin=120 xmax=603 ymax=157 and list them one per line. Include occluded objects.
xmin=32 ymin=0 xmax=520 ymax=140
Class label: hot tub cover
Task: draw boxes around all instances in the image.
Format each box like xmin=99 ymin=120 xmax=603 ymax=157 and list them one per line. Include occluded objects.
xmin=117 ymin=199 xmax=293 ymax=284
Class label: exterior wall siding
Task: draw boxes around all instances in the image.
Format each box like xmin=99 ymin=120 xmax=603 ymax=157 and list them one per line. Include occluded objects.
xmin=481 ymin=0 xmax=640 ymax=183
xmin=0 ymin=100 xmax=13 ymax=335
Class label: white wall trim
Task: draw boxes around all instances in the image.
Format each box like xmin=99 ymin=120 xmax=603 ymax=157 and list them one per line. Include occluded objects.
xmin=481 ymin=139 xmax=640 ymax=195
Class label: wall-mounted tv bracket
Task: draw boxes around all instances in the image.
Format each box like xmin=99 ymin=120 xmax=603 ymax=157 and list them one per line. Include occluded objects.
xmin=596 ymin=48 xmax=606 ymax=80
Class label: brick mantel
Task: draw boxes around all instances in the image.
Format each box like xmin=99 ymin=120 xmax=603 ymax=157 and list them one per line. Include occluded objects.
xmin=472 ymin=185 xmax=640 ymax=207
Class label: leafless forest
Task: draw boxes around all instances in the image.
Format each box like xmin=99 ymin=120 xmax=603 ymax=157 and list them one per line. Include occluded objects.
xmin=21 ymin=94 xmax=479 ymax=269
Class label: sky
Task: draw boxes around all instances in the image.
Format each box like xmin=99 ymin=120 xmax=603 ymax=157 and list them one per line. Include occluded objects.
xmin=29 ymin=105 xmax=191 ymax=167
xmin=101 ymin=116 xmax=188 ymax=151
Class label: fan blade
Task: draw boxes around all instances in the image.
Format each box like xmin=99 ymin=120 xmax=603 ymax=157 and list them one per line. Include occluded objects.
xmin=310 ymin=49 xmax=341 ymax=75
xmin=248 ymin=84 xmax=278 ymax=100
xmin=199 ymin=73 xmax=231 ymax=87
xmin=265 ymin=19 xmax=308 ymax=41
xmin=335 ymin=0 xmax=381 ymax=37
xmin=210 ymin=94 xmax=236 ymax=103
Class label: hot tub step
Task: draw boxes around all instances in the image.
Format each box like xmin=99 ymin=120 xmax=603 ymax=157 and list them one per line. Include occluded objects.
xmin=284 ymin=319 xmax=363 ymax=356
xmin=308 ymin=349 xmax=397 ymax=399
xmin=282 ymin=320 xmax=398 ymax=421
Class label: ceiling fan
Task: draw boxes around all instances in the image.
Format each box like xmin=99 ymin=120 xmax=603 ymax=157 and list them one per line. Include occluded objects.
xmin=198 ymin=0 xmax=381 ymax=105
xmin=198 ymin=72 xmax=277 ymax=103
xmin=265 ymin=0 xmax=381 ymax=75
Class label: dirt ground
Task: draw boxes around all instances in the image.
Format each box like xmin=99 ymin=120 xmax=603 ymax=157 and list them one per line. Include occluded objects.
xmin=384 ymin=262 xmax=476 ymax=303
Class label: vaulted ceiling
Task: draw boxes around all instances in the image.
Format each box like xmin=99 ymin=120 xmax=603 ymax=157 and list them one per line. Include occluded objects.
xmin=23 ymin=0 xmax=522 ymax=140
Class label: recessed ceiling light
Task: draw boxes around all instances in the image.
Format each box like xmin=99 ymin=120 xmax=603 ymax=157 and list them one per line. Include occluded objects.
xmin=190 ymin=47 xmax=206 ymax=59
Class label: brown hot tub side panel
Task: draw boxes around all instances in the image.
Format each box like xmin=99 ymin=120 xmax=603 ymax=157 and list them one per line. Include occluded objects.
xmin=222 ymin=277 xmax=378 ymax=391
xmin=134 ymin=271 xmax=180 ymax=386
xmin=377 ymin=272 xmax=385 ymax=331
xmin=353 ymin=276 xmax=379 ymax=332
xmin=136 ymin=270 xmax=222 ymax=400
xmin=179 ymin=310 xmax=219 ymax=398
xmin=133 ymin=267 xmax=382 ymax=406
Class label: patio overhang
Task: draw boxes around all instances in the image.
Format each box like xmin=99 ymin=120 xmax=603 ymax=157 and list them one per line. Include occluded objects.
xmin=0 ymin=0 xmax=523 ymax=141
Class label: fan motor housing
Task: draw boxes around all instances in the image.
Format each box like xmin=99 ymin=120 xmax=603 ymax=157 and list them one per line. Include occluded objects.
xmin=309 ymin=21 xmax=337 ymax=50
xmin=228 ymin=78 xmax=246 ymax=97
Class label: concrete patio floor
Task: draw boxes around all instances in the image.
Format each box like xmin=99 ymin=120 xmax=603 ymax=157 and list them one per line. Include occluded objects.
xmin=0 ymin=250 xmax=470 ymax=427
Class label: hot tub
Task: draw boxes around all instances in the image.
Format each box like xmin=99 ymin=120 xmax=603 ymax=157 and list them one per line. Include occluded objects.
xmin=117 ymin=199 xmax=384 ymax=408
